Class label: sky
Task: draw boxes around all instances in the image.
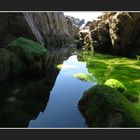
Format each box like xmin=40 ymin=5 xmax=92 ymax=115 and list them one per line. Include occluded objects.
xmin=64 ymin=12 xmax=103 ymax=23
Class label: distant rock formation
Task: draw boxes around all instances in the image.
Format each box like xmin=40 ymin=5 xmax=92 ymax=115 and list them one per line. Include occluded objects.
xmin=65 ymin=16 xmax=85 ymax=27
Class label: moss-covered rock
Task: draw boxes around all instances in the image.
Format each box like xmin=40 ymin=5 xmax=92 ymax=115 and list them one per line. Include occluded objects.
xmin=0 ymin=48 xmax=12 ymax=80
xmin=0 ymin=48 xmax=26 ymax=81
xmin=10 ymin=53 xmax=26 ymax=76
xmin=73 ymin=73 xmax=96 ymax=83
xmin=78 ymin=84 xmax=140 ymax=127
xmin=104 ymin=79 xmax=126 ymax=93
xmin=0 ymin=37 xmax=48 ymax=81
xmin=7 ymin=37 xmax=48 ymax=72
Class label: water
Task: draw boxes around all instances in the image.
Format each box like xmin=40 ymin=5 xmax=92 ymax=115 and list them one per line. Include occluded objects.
xmin=0 ymin=48 xmax=96 ymax=128
xmin=29 ymin=55 xmax=95 ymax=128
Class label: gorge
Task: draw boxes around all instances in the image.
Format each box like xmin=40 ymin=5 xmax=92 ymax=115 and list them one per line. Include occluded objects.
xmin=0 ymin=12 xmax=140 ymax=128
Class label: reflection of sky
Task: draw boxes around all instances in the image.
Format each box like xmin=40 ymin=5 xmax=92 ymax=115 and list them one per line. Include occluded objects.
xmin=29 ymin=55 xmax=96 ymax=128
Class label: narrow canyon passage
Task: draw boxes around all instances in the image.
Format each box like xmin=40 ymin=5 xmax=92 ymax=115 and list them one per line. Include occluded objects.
xmin=28 ymin=54 xmax=96 ymax=127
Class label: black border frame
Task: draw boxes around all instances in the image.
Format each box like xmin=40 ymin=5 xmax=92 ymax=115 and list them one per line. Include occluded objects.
xmin=0 ymin=0 xmax=140 ymax=139
xmin=0 ymin=0 xmax=140 ymax=11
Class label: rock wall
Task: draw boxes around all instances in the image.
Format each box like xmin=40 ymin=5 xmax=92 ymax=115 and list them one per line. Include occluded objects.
xmin=0 ymin=12 xmax=79 ymax=48
xmin=23 ymin=12 xmax=79 ymax=47
xmin=84 ymin=12 xmax=140 ymax=57
xmin=0 ymin=13 xmax=36 ymax=47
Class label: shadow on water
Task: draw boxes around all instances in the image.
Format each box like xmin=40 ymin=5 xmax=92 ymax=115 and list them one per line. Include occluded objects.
xmin=0 ymin=47 xmax=74 ymax=127
xmin=29 ymin=51 xmax=96 ymax=128
xmin=0 ymin=47 xmax=95 ymax=128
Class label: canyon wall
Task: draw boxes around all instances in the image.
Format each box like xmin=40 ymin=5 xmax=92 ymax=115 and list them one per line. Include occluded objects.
xmin=81 ymin=12 xmax=140 ymax=57
xmin=0 ymin=12 xmax=78 ymax=48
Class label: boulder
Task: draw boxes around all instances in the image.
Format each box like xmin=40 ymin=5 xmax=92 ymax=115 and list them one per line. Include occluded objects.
xmin=104 ymin=79 xmax=126 ymax=93
xmin=7 ymin=37 xmax=48 ymax=72
xmin=78 ymin=84 xmax=140 ymax=127
xmin=0 ymin=48 xmax=12 ymax=80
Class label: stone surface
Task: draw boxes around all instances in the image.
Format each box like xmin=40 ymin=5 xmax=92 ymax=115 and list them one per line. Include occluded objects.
xmin=83 ymin=12 xmax=140 ymax=57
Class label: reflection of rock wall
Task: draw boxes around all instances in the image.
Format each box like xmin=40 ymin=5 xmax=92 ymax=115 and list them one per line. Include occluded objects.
xmin=0 ymin=47 xmax=75 ymax=127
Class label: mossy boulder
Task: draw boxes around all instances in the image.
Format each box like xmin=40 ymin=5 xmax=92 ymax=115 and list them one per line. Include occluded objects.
xmin=0 ymin=48 xmax=26 ymax=81
xmin=7 ymin=37 xmax=48 ymax=72
xmin=73 ymin=73 xmax=96 ymax=83
xmin=10 ymin=52 xmax=26 ymax=76
xmin=104 ymin=79 xmax=126 ymax=93
xmin=0 ymin=48 xmax=12 ymax=80
xmin=78 ymin=84 xmax=140 ymax=127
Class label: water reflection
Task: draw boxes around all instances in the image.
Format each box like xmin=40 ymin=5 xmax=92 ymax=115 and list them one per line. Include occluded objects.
xmin=0 ymin=47 xmax=74 ymax=127
xmin=29 ymin=54 xmax=96 ymax=128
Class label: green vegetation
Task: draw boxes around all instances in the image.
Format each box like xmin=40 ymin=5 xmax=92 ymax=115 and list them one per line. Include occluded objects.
xmin=0 ymin=37 xmax=48 ymax=80
xmin=73 ymin=73 xmax=96 ymax=83
xmin=7 ymin=37 xmax=48 ymax=72
xmin=10 ymin=53 xmax=26 ymax=76
xmin=78 ymin=85 xmax=140 ymax=127
xmin=78 ymin=51 xmax=140 ymax=102
xmin=57 ymin=64 xmax=63 ymax=70
xmin=7 ymin=37 xmax=47 ymax=63
xmin=104 ymin=79 xmax=126 ymax=93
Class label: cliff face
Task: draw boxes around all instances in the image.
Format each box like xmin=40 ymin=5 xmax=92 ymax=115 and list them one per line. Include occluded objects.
xmin=108 ymin=12 xmax=140 ymax=56
xmin=0 ymin=13 xmax=36 ymax=47
xmin=0 ymin=12 xmax=78 ymax=48
xmin=24 ymin=12 xmax=78 ymax=47
xmin=83 ymin=12 xmax=140 ymax=57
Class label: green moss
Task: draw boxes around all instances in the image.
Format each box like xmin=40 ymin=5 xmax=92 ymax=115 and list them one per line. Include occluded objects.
xmin=104 ymin=79 xmax=126 ymax=93
xmin=73 ymin=73 xmax=96 ymax=83
xmin=0 ymin=48 xmax=11 ymax=79
xmin=7 ymin=37 xmax=48 ymax=72
xmin=10 ymin=53 xmax=26 ymax=76
xmin=7 ymin=37 xmax=47 ymax=64
xmin=77 ymin=51 xmax=140 ymax=102
xmin=79 ymin=85 xmax=140 ymax=127
xmin=57 ymin=64 xmax=63 ymax=70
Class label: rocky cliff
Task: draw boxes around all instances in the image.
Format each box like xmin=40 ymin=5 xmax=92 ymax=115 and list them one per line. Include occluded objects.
xmin=0 ymin=12 xmax=79 ymax=48
xmin=79 ymin=12 xmax=140 ymax=57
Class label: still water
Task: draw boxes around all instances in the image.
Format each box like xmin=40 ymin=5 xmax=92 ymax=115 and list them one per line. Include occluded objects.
xmin=29 ymin=55 xmax=95 ymax=128
xmin=0 ymin=48 xmax=96 ymax=128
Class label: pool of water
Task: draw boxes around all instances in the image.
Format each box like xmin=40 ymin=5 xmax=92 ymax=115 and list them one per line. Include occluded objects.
xmin=0 ymin=48 xmax=96 ymax=128
xmin=29 ymin=54 xmax=96 ymax=128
